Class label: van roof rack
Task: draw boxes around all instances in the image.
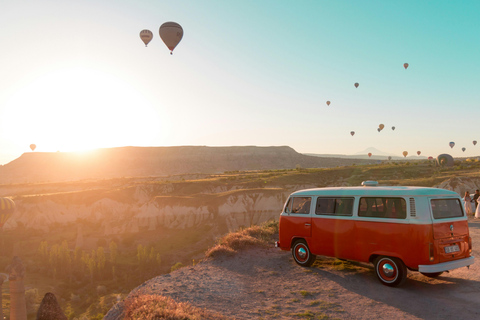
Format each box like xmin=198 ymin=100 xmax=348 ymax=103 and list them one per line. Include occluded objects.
xmin=361 ymin=181 xmax=378 ymax=187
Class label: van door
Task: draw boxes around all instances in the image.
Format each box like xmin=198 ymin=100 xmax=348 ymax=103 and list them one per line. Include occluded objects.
xmin=282 ymin=196 xmax=312 ymax=243
xmin=429 ymin=198 xmax=470 ymax=263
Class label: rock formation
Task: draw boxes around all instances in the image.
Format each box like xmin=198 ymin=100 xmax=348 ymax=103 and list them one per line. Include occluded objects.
xmin=6 ymin=256 xmax=27 ymax=320
xmin=35 ymin=292 xmax=67 ymax=320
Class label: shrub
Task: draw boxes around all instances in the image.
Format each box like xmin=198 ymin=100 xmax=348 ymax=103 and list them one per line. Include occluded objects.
xmin=170 ymin=262 xmax=184 ymax=272
xmin=123 ymin=294 xmax=227 ymax=319
xmin=205 ymin=220 xmax=278 ymax=259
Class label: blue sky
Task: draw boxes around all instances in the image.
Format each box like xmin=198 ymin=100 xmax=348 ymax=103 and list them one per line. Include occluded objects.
xmin=1 ymin=0 xmax=479 ymax=164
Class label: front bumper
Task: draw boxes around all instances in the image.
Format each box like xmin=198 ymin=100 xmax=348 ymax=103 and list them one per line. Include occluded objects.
xmin=419 ymin=256 xmax=475 ymax=273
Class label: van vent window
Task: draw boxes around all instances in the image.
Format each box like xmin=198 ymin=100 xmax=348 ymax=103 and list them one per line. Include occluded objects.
xmin=410 ymin=198 xmax=416 ymax=217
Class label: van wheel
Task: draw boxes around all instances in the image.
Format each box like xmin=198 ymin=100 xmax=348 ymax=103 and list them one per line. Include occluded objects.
xmin=292 ymin=240 xmax=316 ymax=267
xmin=374 ymin=256 xmax=407 ymax=287
xmin=421 ymin=272 xmax=444 ymax=278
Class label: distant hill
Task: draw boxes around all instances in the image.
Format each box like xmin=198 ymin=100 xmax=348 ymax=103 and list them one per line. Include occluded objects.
xmin=307 ymin=147 xmax=428 ymax=160
xmin=0 ymin=146 xmax=375 ymax=184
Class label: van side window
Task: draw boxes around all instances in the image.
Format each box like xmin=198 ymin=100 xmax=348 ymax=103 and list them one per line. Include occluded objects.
xmin=285 ymin=197 xmax=312 ymax=214
xmin=358 ymin=197 xmax=406 ymax=219
xmin=431 ymin=199 xmax=463 ymax=219
xmin=291 ymin=197 xmax=311 ymax=214
xmin=316 ymin=198 xmax=354 ymax=216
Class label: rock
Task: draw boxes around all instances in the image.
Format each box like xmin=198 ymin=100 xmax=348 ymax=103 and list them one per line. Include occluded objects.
xmin=36 ymin=292 xmax=67 ymax=320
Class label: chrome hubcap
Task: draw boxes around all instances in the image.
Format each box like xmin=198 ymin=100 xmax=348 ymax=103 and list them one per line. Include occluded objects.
xmin=297 ymin=247 xmax=307 ymax=259
xmin=382 ymin=263 xmax=395 ymax=277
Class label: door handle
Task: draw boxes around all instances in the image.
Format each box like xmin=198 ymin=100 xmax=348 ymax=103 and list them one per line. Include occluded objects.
xmin=305 ymin=223 xmax=311 ymax=226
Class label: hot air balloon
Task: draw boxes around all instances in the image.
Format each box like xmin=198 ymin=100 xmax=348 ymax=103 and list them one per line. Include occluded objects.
xmin=462 ymin=147 xmax=466 ymax=152
xmin=354 ymin=82 xmax=359 ymax=88
xmin=139 ymin=29 xmax=153 ymax=47
xmin=377 ymin=128 xmax=381 ymax=132
xmin=379 ymin=124 xmax=384 ymax=131
xmin=350 ymin=131 xmax=355 ymax=136
xmin=326 ymin=101 xmax=331 ymax=106
xmin=0 ymin=197 xmax=15 ymax=229
xmin=403 ymin=151 xmax=408 ymax=158
xmin=392 ymin=126 xmax=395 ymax=131
xmin=449 ymin=142 xmax=455 ymax=148
xmin=428 ymin=156 xmax=433 ymax=160
xmin=437 ymin=154 xmax=454 ymax=167
xmin=159 ymin=22 xmax=183 ymax=54
xmin=30 ymin=144 xmax=36 ymax=151
xmin=417 ymin=151 xmax=421 ymax=156
xmin=404 ymin=63 xmax=409 ymax=69
xmin=368 ymin=153 xmax=372 ymax=158
xmin=388 ymin=156 xmax=392 ymax=161
xmin=473 ymin=140 xmax=477 ymax=146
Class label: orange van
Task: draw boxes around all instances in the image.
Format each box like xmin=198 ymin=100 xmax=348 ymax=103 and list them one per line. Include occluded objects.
xmin=275 ymin=181 xmax=474 ymax=286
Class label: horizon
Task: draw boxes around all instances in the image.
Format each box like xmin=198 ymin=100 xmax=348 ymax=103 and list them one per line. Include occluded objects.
xmin=1 ymin=144 xmax=474 ymax=166
xmin=1 ymin=1 xmax=479 ymax=164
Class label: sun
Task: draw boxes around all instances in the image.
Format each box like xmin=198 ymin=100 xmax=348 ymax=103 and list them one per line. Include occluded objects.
xmin=2 ymin=67 xmax=169 ymax=153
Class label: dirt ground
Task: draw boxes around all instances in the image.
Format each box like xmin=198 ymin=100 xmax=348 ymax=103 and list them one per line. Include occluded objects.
xmin=106 ymin=217 xmax=480 ymax=319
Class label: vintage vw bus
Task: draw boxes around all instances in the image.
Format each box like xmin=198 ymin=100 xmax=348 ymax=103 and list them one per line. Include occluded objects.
xmin=275 ymin=181 xmax=474 ymax=286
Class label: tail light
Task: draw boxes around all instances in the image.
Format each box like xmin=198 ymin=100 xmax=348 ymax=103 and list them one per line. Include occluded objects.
xmin=429 ymin=243 xmax=435 ymax=262
xmin=468 ymin=237 xmax=472 ymax=254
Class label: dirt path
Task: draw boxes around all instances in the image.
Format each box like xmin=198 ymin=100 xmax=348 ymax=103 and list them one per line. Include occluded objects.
xmin=106 ymin=218 xmax=480 ymax=319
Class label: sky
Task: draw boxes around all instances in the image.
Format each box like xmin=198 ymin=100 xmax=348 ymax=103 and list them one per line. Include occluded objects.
xmin=1 ymin=0 xmax=480 ymax=164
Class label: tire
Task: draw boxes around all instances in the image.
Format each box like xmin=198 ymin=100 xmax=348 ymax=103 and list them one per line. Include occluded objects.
xmin=292 ymin=239 xmax=316 ymax=267
xmin=421 ymin=272 xmax=444 ymax=278
xmin=374 ymin=256 xmax=407 ymax=287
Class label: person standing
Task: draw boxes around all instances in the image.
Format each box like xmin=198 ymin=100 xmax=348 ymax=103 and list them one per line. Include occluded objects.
xmin=464 ymin=191 xmax=473 ymax=216
xmin=476 ymin=199 xmax=480 ymax=219
xmin=474 ymin=190 xmax=480 ymax=209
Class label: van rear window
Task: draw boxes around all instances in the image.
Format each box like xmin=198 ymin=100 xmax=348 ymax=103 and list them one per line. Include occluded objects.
xmin=315 ymin=198 xmax=354 ymax=216
xmin=358 ymin=197 xmax=406 ymax=219
xmin=431 ymin=199 xmax=463 ymax=219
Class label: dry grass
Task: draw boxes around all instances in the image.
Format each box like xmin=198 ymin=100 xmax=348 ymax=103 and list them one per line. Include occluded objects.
xmin=123 ymin=294 xmax=227 ymax=320
xmin=205 ymin=220 xmax=278 ymax=259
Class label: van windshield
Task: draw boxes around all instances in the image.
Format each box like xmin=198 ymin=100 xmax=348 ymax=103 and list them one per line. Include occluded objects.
xmin=431 ymin=199 xmax=464 ymax=219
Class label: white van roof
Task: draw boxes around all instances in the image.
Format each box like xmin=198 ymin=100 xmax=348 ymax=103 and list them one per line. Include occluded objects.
xmin=291 ymin=184 xmax=459 ymax=198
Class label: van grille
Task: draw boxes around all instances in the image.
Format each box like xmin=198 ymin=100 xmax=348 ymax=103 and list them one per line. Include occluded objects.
xmin=410 ymin=198 xmax=416 ymax=217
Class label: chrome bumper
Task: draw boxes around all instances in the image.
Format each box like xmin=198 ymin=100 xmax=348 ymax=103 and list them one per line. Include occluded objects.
xmin=419 ymin=256 xmax=475 ymax=273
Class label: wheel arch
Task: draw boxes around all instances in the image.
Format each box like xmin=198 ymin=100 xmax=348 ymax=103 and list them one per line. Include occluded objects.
xmin=290 ymin=237 xmax=305 ymax=249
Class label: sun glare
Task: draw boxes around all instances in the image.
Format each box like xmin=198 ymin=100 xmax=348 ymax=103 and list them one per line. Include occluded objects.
xmin=1 ymin=67 xmax=168 ymax=153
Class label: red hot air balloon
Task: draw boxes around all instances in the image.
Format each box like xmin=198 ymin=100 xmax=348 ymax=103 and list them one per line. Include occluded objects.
xmin=326 ymin=101 xmax=331 ymax=106
xmin=30 ymin=144 xmax=36 ymax=151
xmin=417 ymin=151 xmax=421 ymax=156
xmin=428 ymin=156 xmax=433 ymax=160
xmin=354 ymin=82 xmax=359 ymax=88
xmin=403 ymin=151 xmax=408 ymax=157
xmin=473 ymin=140 xmax=477 ymax=146
xmin=368 ymin=153 xmax=372 ymax=158
xmin=350 ymin=131 xmax=355 ymax=136
xmin=404 ymin=63 xmax=409 ymax=69
xmin=159 ymin=22 xmax=183 ymax=54
xmin=0 ymin=197 xmax=15 ymax=229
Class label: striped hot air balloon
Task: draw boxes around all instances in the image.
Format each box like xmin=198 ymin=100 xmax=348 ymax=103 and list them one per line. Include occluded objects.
xmin=0 ymin=197 xmax=15 ymax=228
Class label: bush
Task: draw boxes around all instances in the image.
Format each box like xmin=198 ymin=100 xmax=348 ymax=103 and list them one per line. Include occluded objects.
xmin=205 ymin=220 xmax=278 ymax=259
xmin=123 ymin=294 xmax=227 ymax=319
xmin=170 ymin=262 xmax=184 ymax=272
